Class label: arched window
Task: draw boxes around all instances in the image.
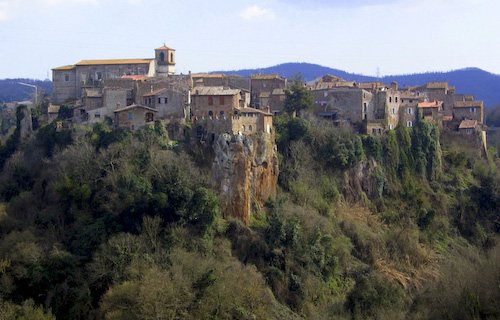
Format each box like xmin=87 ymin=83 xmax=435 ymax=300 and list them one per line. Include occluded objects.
xmin=208 ymin=111 xmax=213 ymax=116
xmin=170 ymin=52 xmax=174 ymax=62
xmin=160 ymin=52 xmax=165 ymax=62
xmin=242 ymin=125 xmax=246 ymax=132
xmin=249 ymin=125 xmax=253 ymax=132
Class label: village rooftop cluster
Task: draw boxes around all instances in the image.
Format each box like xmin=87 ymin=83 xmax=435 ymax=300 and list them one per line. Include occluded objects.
xmin=50 ymin=46 xmax=485 ymax=138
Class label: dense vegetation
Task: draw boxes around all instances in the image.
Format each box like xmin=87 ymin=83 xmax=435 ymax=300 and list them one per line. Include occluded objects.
xmin=1 ymin=105 xmax=500 ymax=319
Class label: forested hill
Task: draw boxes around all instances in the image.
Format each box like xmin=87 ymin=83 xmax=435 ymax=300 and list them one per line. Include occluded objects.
xmin=213 ymin=63 xmax=500 ymax=107
xmin=0 ymin=79 xmax=52 ymax=103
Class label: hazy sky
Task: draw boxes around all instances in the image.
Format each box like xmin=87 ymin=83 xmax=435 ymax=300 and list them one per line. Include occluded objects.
xmin=1 ymin=0 xmax=499 ymax=79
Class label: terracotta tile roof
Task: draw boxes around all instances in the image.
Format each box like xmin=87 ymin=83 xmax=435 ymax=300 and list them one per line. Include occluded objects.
xmin=121 ymin=75 xmax=146 ymax=81
xmin=250 ymin=74 xmax=283 ymax=80
xmin=454 ymin=101 xmax=483 ymax=108
xmin=156 ymin=45 xmax=175 ymax=51
xmin=418 ymin=100 xmax=443 ymax=108
xmin=459 ymin=120 xmax=478 ymax=129
xmin=76 ymin=59 xmax=153 ymax=66
xmin=52 ymin=65 xmax=76 ymax=71
xmin=443 ymin=115 xmax=453 ymax=121
xmin=192 ymin=86 xmax=240 ymax=96
xmin=426 ymin=82 xmax=448 ymax=89
xmin=143 ymin=88 xmax=167 ymax=97
xmin=114 ymin=104 xmax=158 ymax=113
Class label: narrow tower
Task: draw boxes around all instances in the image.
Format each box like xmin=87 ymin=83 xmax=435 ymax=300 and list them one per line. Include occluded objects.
xmin=155 ymin=45 xmax=176 ymax=77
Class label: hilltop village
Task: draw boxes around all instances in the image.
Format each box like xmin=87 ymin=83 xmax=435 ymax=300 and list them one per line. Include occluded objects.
xmin=51 ymin=45 xmax=486 ymax=145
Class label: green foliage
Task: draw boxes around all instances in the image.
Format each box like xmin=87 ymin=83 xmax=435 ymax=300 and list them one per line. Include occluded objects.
xmin=284 ymin=74 xmax=313 ymax=116
xmin=57 ymin=104 xmax=73 ymax=120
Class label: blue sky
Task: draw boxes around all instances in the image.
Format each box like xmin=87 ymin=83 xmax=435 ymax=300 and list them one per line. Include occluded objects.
xmin=1 ymin=0 xmax=499 ymax=79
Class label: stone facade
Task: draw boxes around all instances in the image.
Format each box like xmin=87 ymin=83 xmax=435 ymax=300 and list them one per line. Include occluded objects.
xmin=52 ymin=46 xmax=176 ymax=105
xmin=113 ymin=105 xmax=157 ymax=131
xmin=191 ymin=87 xmax=246 ymax=117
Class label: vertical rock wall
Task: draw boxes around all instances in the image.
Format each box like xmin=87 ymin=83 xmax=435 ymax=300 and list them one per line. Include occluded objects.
xmin=212 ymin=132 xmax=278 ymax=225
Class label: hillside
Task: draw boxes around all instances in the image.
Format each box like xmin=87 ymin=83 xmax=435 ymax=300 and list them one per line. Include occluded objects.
xmin=214 ymin=63 xmax=500 ymax=107
xmin=0 ymin=79 xmax=52 ymax=103
xmin=1 ymin=105 xmax=500 ymax=319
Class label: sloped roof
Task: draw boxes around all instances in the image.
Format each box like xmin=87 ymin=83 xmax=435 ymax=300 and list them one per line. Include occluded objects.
xmin=272 ymin=88 xmax=285 ymax=95
xmin=454 ymin=101 xmax=483 ymax=108
xmin=259 ymin=92 xmax=271 ymax=98
xmin=76 ymin=59 xmax=153 ymax=66
xmin=143 ymin=88 xmax=168 ymax=97
xmin=250 ymin=74 xmax=283 ymax=80
xmin=418 ymin=101 xmax=443 ymax=108
xmin=459 ymin=120 xmax=478 ymax=129
xmin=114 ymin=104 xmax=158 ymax=113
xmin=122 ymin=75 xmax=146 ymax=81
xmin=52 ymin=65 xmax=76 ymax=71
xmin=192 ymin=86 xmax=240 ymax=96
xmin=426 ymin=82 xmax=448 ymax=89
xmin=156 ymin=45 xmax=175 ymax=51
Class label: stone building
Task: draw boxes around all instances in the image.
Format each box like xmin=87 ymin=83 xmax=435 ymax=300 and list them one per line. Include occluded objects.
xmin=113 ymin=104 xmax=157 ymax=131
xmin=52 ymin=46 xmax=176 ymax=105
xmin=453 ymin=100 xmax=484 ymax=124
xmin=312 ymin=88 xmax=374 ymax=131
xmin=250 ymin=74 xmax=286 ymax=109
xmin=191 ymin=86 xmax=247 ymax=117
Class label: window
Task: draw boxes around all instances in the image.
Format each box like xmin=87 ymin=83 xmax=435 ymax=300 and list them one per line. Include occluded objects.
xmin=407 ymin=108 xmax=412 ymax=114
xmin=208 ymin=96 xmax=213 ymax=106
xmin=407 ymin=121 xmax=413 ymax=127
xmin=389 ymin=97 xmax=392 ymax=103
xmin=470 ymin=107 xmax=476 ymax=113
xmin=395 ymin=97 xmax=398 ymax=103
xmin=208 ymin=110 xmax=213 ymax=116
xmin=409 ymin=99 xmax=413 ymax=103
xmin=128 ymin=112 xmax=133 ymax=120
xmin=372 ymin=129 xmax=376 ymax=134
xmin=389 ymin=124 xmax=394 ymax=130
xmin=466 ymin=128 xmax=473 ymax=134
xmin=64 ymin=74 xmax=70 ymax=82
xmin=220 ymin=96 xmax=225 ymax=105
xmin=170 ymin=52 xmax=174 ymax=62
xmin=249 ymin=125 xmax=253 ymax=132
xmin=95 ymin=112 xmax=100 ymax=118
xmin=160 ymin=52 xmax=165 ymax=62
xmin=364 ymin=103 xmax=367 ymax=112
xmin=164 ymin=97 xmax=168 ymax=104
xmin=391 ymin=108 xmax=396 ymax=114
xmin=158 ymin=98 xmax=162 ymax=104
xmin=242 ymin=125 xmax=246 ymax=132
xmin=146 ymin=112 xmax=154 ymax=122
xmin=97 ymin=72 xmax=102 ymax=80
xmin=220 ymin=111 xmax=224 ymax=116
xmin=401 ymin=99 xmax=404 ymax=103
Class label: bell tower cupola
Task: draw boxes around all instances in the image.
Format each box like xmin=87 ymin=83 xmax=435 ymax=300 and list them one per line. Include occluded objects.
xmin=155 ymin=45 xmax=175 ymax=77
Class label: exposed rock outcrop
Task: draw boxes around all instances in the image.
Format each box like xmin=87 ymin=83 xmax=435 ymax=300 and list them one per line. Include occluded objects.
xmin=212 ymin=132 xmax=278 ymax=225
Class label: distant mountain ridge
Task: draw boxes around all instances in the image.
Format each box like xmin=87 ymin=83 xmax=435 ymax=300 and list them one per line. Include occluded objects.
xmin=2 ymin=64 xmax=500 ymax=107
xmin=212 ymin=63 xmax=500 ymax=107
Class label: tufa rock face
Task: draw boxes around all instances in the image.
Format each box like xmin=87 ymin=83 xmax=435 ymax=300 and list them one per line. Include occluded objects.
xmin=212 ymin=132 xmax=278 ymax=225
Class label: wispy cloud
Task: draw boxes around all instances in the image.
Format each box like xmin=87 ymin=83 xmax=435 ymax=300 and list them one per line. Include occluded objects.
xmin=240 ymin=5 xmax=275 ymax=21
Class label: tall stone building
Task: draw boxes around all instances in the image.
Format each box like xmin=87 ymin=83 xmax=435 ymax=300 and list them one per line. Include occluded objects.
xmin=52 ymin=46 xmax=176 ymax=105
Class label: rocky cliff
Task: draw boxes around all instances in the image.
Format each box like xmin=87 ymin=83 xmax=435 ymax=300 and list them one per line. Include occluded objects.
xmin=212 ymin=132 xmax=279 ymax=225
